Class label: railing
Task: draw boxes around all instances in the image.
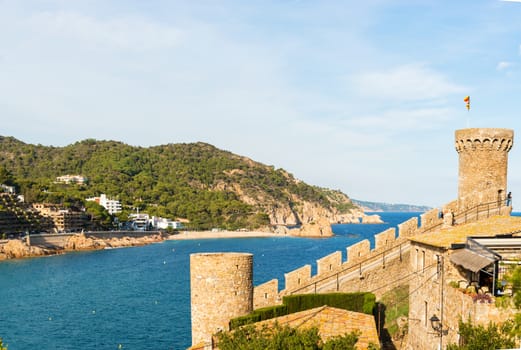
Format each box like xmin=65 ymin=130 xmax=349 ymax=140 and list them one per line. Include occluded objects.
xmin=286 ymin=241 xmax=410 ymax=295
xmin=283 ymin=199 xmax=510 ymax=296
xmin=422 ymin=199 xmax=507 ymax=233
xmin=454 ymin=199 xmax=507 ymax=225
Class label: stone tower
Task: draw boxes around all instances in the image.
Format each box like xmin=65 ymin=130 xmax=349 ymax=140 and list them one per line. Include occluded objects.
xmin=455 ymin=128 xmax=514 ymax=208
xmin=190 ymin=252 xmax=253 ymax=347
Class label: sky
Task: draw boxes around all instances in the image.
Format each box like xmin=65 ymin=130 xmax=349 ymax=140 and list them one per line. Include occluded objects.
xmin=1 ymin=0 xmax=521 ymax=207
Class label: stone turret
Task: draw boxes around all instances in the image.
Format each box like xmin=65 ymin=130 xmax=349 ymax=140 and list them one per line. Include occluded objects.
xmin=190 ymin=252 xmax=253 ymax=347
xmin=455 ymin=128 xmax=514 ymax=208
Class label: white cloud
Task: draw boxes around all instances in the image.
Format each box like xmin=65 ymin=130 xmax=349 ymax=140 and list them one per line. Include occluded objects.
xmin=350 ymin=64 xmax=467 ymax=102
xmin=27 ymin=11 xmax=181 ymax=51
xmin=497 ymin=61 xmax=513 ymax=70
xmin=345 ymin=107 xmax=454 ymax=131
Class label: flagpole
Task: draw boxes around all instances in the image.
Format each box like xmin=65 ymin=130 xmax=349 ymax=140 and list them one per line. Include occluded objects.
xmin=464 ymin=96 xmax=470 ymax=128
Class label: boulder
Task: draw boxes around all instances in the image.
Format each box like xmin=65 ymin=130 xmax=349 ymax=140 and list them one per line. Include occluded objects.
xmin=361 ymin=214 xmax=383 ymax=224
xmin=289 ymin=217 xmax=334 ymax=238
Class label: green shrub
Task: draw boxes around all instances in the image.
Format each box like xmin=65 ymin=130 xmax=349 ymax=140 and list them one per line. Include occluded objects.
xmin=254 ymin=305 xmax=288 ymax=320
xmin=229 ymin=292 xmax=376 ymax=330
xmin=217 ymin=322 xmax=362 ymax=350
xmin=446 ymin=319 xmax=515 ymax=350
xmin=229 ymin=314 xmax=261 ymax=329
xmin=283 ymin=292 xmax=375 ymax=315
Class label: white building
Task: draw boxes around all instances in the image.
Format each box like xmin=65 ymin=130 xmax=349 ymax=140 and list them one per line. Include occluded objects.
xmin=56 ymin=175 xmax=88 ymax=185
xmin=86 ymin=194 xmax=122 ymax=215
xmin=151 ymin=216 xmax=183 ymax=230
xmin=0 ymin=184 xmax=15 ymax=193
xmin=129 ymin=213 xmax=150 ymax=231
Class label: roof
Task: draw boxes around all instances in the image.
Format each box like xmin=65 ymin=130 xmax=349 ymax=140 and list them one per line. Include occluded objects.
xmin=409 ymin=215 xmax=521 ymax=249
xmin=253 ymin=306 xmax=379 ymax=350
xmin=450 ymin=248 xmax=495 ymax=272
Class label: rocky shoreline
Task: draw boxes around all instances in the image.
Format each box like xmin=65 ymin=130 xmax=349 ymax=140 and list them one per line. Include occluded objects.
xmin=0 ymin=233 xmax=166 ymax=261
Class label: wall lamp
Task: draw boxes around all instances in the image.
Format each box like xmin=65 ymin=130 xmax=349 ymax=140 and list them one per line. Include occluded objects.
xmin=430 ymin=315 xmax=448 ymax=336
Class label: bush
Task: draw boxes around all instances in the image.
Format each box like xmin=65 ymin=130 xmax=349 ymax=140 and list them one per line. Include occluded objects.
xmin=254 ymin=305 xmax=288 ymax=320
xmin=217 ymin=322 xmax=363 ymax=350
xmin=446 ymin=319 xmax=515 ymax=350
xmin=229 ymin=314 xmax=261 ymax=329
xmin=283 ymin=292 xmax=375 ymax=315
xmin=229 ymin=292 xmax=376 ymax=330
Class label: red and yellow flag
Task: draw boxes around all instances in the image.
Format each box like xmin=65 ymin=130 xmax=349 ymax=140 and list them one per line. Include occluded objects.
xmin=463 ymin=96 xmax=470 ymax=111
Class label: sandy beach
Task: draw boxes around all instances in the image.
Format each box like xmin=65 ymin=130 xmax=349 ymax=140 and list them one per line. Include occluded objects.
xmin=168 ymin=230 xmax=287 ymax=240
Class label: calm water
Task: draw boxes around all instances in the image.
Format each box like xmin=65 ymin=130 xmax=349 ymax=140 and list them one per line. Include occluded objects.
xmin=0 ymin=212 xmax=418 ymax=350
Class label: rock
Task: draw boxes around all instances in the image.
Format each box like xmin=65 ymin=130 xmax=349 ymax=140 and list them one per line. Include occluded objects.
xmin=273 ymin=226 xmax=290 ymax=235
xmin=289 ymin=217 xmax=334 ymax=238
xmin=65 ymin=233 xmax=105 ymax=250
xmin=361 ymin=214 xmax=383 ymax=224
xmin=0 ymin=239 xmax=51 ymax=259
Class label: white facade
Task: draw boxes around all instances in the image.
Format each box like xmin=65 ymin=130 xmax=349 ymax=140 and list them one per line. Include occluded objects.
xmin=151 ymin=216 xmax=183 ymax=230
xmin=129 ymin=213 xmax=150 ymax=231
xmin=86 ymin=194 xmax=122 ymax=215
xmin=56 ymin=175 xmax=87 ymax=184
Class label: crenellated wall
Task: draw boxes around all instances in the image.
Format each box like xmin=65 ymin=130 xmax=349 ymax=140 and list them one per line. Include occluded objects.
xmin=420 ymin=208 xmax=441 ymax=229
xmin=317 ymin=251 xmax=342 ymax=276
xmin=252 ymin=196 xmax=498 ymax=307
xmin=284 ymin=264 xmax=312 ymax=292
xmin=252 ymin=194 xmax=507 ymax=314
xmin=253 ymin=279 xmax=280 ymax=309
xmin=347 ymin=239 xmax=371 ymax=263
xmin=374 ymin=228 xmax=396 ymax=250
xmin=397 ymin=217 xmax=419 ymax=238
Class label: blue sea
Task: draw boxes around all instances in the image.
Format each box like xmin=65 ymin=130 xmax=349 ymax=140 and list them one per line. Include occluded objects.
xmin=0 ymin=212 xmax=418 ymax=350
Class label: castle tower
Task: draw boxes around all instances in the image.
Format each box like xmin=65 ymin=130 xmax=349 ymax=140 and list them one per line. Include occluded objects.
xmin=455 ymin=128 xmax=514 ymax=208
xmin=190 ymin=252 xmax=253 ymax=347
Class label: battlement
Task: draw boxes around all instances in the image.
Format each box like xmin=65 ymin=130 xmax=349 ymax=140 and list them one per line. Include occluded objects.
xmin=253 ymin=207 xmax=451 ymax=308
xmin=455 ymin=128 xmax=513 ymax=153
xmin=455 ymin=128 xmax=514 ymax=206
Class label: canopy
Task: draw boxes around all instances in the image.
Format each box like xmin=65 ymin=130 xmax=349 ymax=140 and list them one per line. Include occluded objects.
xmin=450 ymin=249 xmax=495 ymax=272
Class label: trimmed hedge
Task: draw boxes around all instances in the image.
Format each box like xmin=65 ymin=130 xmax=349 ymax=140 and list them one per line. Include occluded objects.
xmin=283 ymin=292 xmax=375 ymax=315
xmin=229 ymin=292 xmax=375 ymax=330
xmin=229 ymin=304 xmax=288 ymax=329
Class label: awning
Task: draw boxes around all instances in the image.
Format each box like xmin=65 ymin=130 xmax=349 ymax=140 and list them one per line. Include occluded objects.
xmin=450 ymin=249 xmax=495 ymax=272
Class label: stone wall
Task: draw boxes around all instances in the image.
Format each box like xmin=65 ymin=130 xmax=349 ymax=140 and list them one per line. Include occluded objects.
xmin=398 ymin=217 xmax=419 ymax=238
xmin=374 ymin=228 xmax=396 ymax=250
xmin=283 ymin=264 xmax=312 ymax=292
xmin=190 ymin=253 xmax=253 ymax=347
xmin=455 ymin=128 xmax=513 ymax=208
xmin=406 ymin=240 xmax=517 ymax=350
xmin=347 ymin=239 xmax=371 ymax=263
xmin=317 ymin=251 xmax=342 ymax=276
xmin=253 ymin=279 xmax=280 ymax=309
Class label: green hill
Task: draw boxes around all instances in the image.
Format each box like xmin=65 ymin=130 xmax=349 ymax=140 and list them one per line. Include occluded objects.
xmin=0 ymin=136 xmax=359 ymax=230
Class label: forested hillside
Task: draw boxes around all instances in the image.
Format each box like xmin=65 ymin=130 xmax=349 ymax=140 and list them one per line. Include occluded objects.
xmin=0 ymin=136 xmax=359 ymax=230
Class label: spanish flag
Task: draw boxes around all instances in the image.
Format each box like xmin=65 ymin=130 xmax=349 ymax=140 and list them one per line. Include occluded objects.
xmin=463 ymin=96 xmax=470 ymax=111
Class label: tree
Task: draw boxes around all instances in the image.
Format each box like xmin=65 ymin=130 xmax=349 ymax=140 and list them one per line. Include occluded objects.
xmin=215 ymin=322 xmax=364 ymax=350
xmin=0 ymin=337 xmax=7 ymax=350
xmin=446 ymin=319 xmax=515 ymax=350
xmin=0 ymin=165 xmax=14 ymax=186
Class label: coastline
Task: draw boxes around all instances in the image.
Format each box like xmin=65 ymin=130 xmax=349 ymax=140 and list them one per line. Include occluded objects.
xmin=168 ymin=230 xmax=287 ymax=240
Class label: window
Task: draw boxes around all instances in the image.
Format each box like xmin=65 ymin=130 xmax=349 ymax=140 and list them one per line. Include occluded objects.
xmin=424 ymin=301 xmax=428 ymax=327
xmin=436 ymin=255 xmax=441 ymax=279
